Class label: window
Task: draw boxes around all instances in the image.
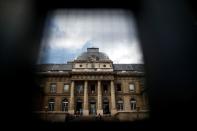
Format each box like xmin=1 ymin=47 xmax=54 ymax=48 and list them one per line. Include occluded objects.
xmin=129 ymin=84 xmax=135 ymax=92
xmin=50 ymin=83 xmax=56 ymax=93
xmin=103 ymin=84 xmax=108 ymax=94
xmin=91 ymin=84 xmax=95 ymax=94
xmin=77 ymin=85 xmax=83 ymax=94
xmin=62 ymin=98 xmax=68 ymax=111
xmin=130 ymin=98 xmax=136 ymax=110
xmin=103 ymin=64 xmax=106 ymax=67
xmin=63 ymin=84 xmax=69 ymax=92
xmin=48 ymin=98 xmax=55 ymax=111
xmin=117 ymin=98 xmax=124 ymax=111
xmin=80 ymin=64 xmax=82 ymax=67
xmin=117 ymin=83 xmax=121 ymax=91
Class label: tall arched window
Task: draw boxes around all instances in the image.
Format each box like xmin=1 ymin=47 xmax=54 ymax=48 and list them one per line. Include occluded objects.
xmin=77 ymin=84 xmax=83 ymax=94
xmin=117 ymin=98 xmax=124 ymax=111
xmin=62 ymin=98 xmax=68 ymax=112
xmin=90 ymin=84 xmax=95 ymax=94
xmin=130 ymin=98 xmax=136 ymax=110
xmin=103 ymin=84 xmax=108 ymax=94
xmin=48 ymin=98 xmax=55 ymax=111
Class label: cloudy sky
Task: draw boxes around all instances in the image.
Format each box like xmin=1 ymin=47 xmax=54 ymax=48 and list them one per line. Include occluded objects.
xmin=37 ymin=9 xmax=144 ymax=64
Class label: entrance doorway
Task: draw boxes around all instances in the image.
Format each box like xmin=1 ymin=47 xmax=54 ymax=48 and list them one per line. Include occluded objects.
xmin=89 ymin=102 xmax=96 ymax=115
xmin=76 ymin=99 xmax=83 ymax=115
xmin=103 ymin=102 xmax=110 ymax=114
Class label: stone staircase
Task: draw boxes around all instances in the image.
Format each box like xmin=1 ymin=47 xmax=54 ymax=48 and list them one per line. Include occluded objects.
xmin=68 ymin=115 xmax=119 ymax=122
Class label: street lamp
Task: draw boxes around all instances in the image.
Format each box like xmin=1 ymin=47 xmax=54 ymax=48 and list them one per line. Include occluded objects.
xmin=44 ymin=106 xmax=48 ymax=121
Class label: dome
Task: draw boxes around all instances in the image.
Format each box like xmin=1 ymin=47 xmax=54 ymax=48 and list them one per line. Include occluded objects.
xmin=76 ymin=48 xmax=110 ymax=61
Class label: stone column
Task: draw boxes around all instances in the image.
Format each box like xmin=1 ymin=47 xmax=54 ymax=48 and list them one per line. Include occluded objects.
xmin=97 ymin=80 xmax=103 ymax=115
xmin=110 ymin=80 xmax=117 ymax=115
xmin=83 ymin=80 xmax=89 ymax=116
xmin=68 ymin=81 xmax=75 ymax=114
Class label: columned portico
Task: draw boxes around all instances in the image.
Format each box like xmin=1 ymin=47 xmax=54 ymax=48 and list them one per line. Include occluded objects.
xmin=97 ymin=80 xmax=103 ymax=115
xmin=68 ymin=80 xmax=75 ymax=114
xmin=83 ymin=80 xmax=89 ymax=115
xmin=69 ymin=79 xmax=117 ymax=115
xmin=110 ymin=80 xmax=117 ymax=115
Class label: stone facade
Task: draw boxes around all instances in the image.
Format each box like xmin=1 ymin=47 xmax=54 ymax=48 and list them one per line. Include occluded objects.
xmin=34 ymin=48 xmax=149 ymax=122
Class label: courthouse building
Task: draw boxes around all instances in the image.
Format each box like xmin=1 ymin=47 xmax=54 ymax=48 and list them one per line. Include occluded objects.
xmin=34 ymin=47 xmax=149 ymax=121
